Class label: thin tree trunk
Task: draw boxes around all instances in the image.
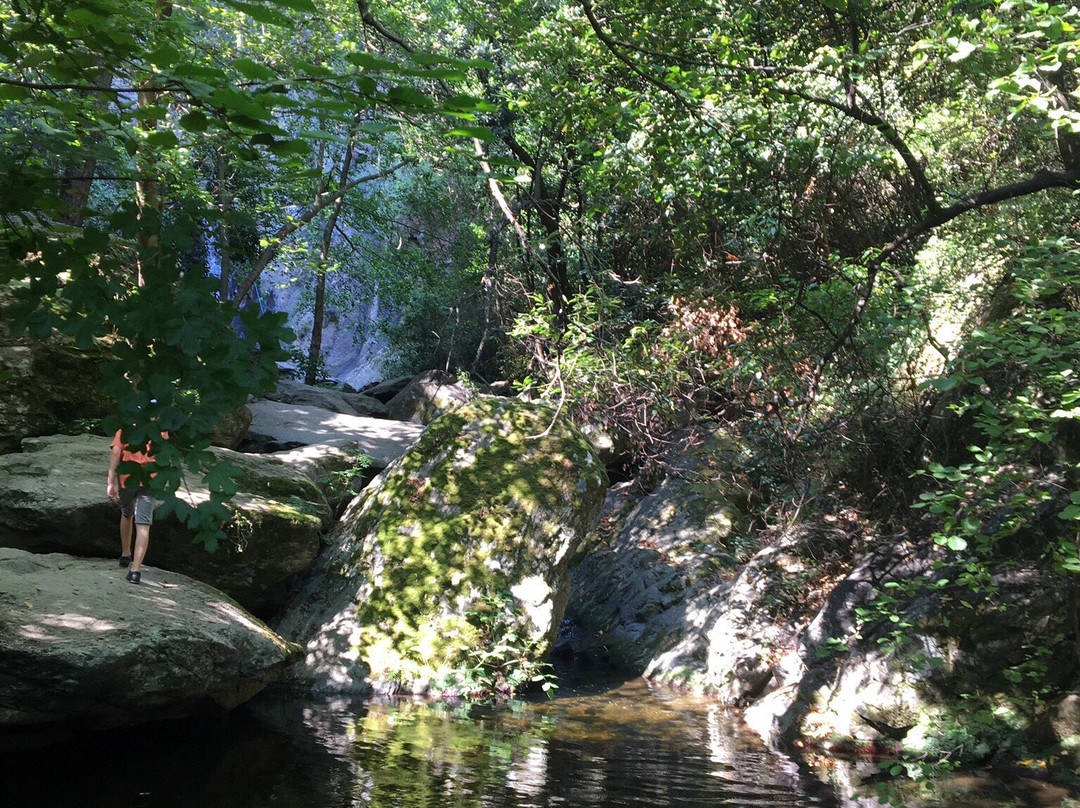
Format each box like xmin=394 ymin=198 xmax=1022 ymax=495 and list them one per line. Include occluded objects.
xmin=58 ymin=63 xmax=114 ymax=226
xmin=216 ymin=146 xmax=231 ymax=300
xmin=306 ymin=139 xmax=357 ymax=385
xmin=133 ymin=1 xmax=173 ymax=287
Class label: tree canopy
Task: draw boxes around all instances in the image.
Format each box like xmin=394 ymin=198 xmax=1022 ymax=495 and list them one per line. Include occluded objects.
xmin=2 ymin=0 xmax=1079 ymax=614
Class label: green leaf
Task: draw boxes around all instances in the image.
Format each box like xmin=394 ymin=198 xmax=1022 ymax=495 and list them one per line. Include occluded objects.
xmin=219 ymin=0 xmax=292 ymax=26
xmin=357 ymin=121 xmax=396 ymax=135
xmin=445 ymin=125 xmax=494 ymax=140
xmin=234 ymin=57 xmax=277 ymax=81
xmin=147 ymin=44 xmax=183 ymax=69
xmin=265 ymin=0 xmax=318 ymax=11
xmin=144 ymin=130 xmax=180 ymax=149
xmin=179 ymin=111 xmax=210 ymax=132
xmin=346 ymin=52 xmax=400 ymax=71
xmin=1060 ymin=505 xmax=1080 ymax=520
xmin=926 ymin=377 xmax=959 ymax=392
xmin=388 ymin=85 xmax=434 ymax=107
xmin=0 ymin=85 xmax=30 ymax=101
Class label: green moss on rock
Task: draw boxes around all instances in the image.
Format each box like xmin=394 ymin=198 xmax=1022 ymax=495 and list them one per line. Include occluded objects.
xmin=339 ymin=396 xmax=607 ymax=686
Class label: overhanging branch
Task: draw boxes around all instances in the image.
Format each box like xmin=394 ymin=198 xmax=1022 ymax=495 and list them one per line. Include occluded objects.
xmin=231 ymin=159 xmax=411 ymax=306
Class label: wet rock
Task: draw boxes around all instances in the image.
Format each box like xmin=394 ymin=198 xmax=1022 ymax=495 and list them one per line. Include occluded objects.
xmin=276 ymin=396 xmax=608 ymax=694
xmin=0 ymin=548 xmax=299 ymax=740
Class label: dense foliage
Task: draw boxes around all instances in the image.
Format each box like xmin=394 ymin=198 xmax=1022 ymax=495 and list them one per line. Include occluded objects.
xmin=3 ymin=0 xmax=1080 ymax=757
xmin=0 ymin=0 xmax=490 ymax=544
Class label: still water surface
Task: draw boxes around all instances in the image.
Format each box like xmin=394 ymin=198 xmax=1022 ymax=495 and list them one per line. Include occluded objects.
xmin=1 ymin=671 xmax=1071 ymax=808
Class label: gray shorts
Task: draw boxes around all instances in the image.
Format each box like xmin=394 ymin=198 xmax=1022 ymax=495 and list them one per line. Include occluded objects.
xmin=119 ymin=485 xmax=155 ymax=525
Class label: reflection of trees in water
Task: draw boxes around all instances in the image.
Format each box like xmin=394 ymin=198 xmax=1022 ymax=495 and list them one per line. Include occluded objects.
xmin=335 ymin=687 xmax=832 ymax=808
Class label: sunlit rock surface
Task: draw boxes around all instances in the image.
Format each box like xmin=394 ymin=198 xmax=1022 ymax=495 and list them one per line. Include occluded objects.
xmin=264 ymin=379 xmax=389 ymax=418
xmin=0 ymin=434 xmax=328 ymax=612
xmin=0 ymin=548 xmax=298 ymax=740
xmin=245 ymin=399 xmax=422 ymax=465
xmin=384 ymin=369 xmax=478 ymax=425
xmin=276 ymin=396 xmax=608 ymax=694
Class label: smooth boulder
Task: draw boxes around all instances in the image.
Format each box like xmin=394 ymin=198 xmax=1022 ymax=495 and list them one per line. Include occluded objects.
xmin=276 ymin=396 xmax=608 ymax=694
xmin=0 ymin=434 xmax=328 ymax=612
xmin=265 ymin=379 xmax=389 ymax=418
xmin=0 ymin=548 xmax=299 ymax=741
xmin=384 ymin=370 xmax=477 ymax=425
xmin=244 ymin=399 xmax=422 ymax=465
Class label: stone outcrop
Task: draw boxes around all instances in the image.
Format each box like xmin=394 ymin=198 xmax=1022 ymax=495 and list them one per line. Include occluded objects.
xmin=209 ymin=405 xmax=253 ymax=450
xmin=0 ymin=332 xmax=109 ymax=454
xmin=0 ymin=548 xmax=299 ymax=741
xmin=276 ymin=396 xmax=608 ymax=694
xmin=384 ymin=370 xmax=478 ymax=425
xmin=0 ymin=434 xmax=329 ymax=612
xmin=568 ymin=422 xmax=1080 ymax=764
xmin=265 ymin=379 xmax=389 ymax=419
xmin=243 ymin=399 xmax=422 ymax=465
xmin=359 ymin=375 xmax=412 ymax=403
xmin=567 ymin=427 xmax=747 ymax=684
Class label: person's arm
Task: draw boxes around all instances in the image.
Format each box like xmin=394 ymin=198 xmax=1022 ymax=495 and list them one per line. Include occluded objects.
xmin=107 ymin=442 xmax=122 ymax=502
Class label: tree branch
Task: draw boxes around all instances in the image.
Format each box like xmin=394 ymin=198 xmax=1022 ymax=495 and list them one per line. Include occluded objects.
xmin=580 ymin=0 xmax=701 ymax=118
xmin=772 ymin=85 xmax=941 ymax=215
xmin=231 ymin=159 xmax=411 ymax=306
xmin=794 ymin=163 xmax=1080 ymax=436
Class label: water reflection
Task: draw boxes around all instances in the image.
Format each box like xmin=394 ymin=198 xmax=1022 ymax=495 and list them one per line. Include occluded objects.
xmin=276 ymin=675 xmax=837 ymax=808
xmin=0 ymin=673 xmax=1073 ymax=808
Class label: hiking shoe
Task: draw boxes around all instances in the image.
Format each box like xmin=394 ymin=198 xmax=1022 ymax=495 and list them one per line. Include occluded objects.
xmin=119 ymin=555 xmax=131 ymax=568
xmin=126 ymin=569 xmax=141 ymax=584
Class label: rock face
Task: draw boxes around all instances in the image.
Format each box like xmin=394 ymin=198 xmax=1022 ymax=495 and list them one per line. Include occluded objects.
xmin=265 ymin=379 xmax=389 ymax=419
xmin=568 ymin=423 xmax=1080 ymax=763
xmin=208 ymin=405 xmax=253 ymax=450
xmin=384 ymin=370 xmax=477 ymax=425
xmin=0 ymin=548 xmax=299 ymax=740
xmin=0 ymin=333 xmax=109 ymax=454
xmin=0 ymin=434 xmax=328 ymax=612
xmin=276 ymin=396 xmax=608 ymax=694
xmin=360 ymin=375 xmax=412 ymax=403
xmin=567 ymin=427 xmax=747 ymax=684
xmin=270 ymin=442 xmax=379 ymax=517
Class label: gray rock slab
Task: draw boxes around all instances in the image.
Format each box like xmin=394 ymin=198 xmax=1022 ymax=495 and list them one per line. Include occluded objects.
xmin=0 ymin=434 xmax=326 ymax=613
xmin=246 ymin=399 xmax=423 ymax=468
xmin=265 ymin=379 xmax=389 ymax=418
xmin=0 ymin=548 xmax=298 ymax=740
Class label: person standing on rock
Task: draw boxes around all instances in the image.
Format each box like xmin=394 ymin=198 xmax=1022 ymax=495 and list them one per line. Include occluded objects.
xmin=106 ymin=423 xmax=167 ymax=584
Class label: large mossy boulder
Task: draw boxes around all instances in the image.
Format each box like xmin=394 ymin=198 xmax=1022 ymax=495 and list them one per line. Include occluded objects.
xmin=0 ymin=434 xmax=329 ymax=612
xmin=276 ymin=396 xmax=608 ymax=694
xmin=0 ymin=548 xmax=299 ymax=743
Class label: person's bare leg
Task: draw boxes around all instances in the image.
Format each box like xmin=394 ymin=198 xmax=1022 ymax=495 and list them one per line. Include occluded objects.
xmin=131 ymin=523 xmax=150 ymax=572
xmin=120 ymin=513 xmax=133 ymax=557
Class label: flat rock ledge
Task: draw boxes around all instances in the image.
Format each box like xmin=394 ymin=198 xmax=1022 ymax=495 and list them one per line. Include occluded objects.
xmin=0 ymin=548 xmax=299 ymax=745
